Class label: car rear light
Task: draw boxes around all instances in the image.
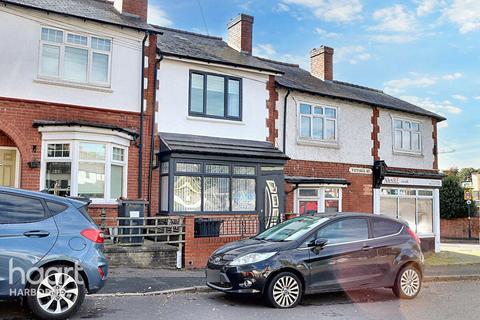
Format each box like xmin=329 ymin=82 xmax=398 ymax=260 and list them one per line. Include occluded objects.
xmin=98 ymin=266 xmax=106 ymax=280
xmin=81 ymin=228 xmax=105 ymax=244
xmin=406 ymin=227 xmax=421 ymax=245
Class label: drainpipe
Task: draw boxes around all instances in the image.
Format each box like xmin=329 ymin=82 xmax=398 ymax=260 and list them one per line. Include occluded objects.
xmin=147 ymin=52 xmax=164 ymax=216
xmin=282 ymin=89 xmax=291 ymax=152
xmin=138 ymin=33 xmax=148 ymax=199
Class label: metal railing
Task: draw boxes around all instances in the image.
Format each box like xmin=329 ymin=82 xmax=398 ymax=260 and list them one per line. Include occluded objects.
xmin=93 ymin=216 xmax=185 ymax=247
xmin=194 ymin=216 xmax=282 ymax=238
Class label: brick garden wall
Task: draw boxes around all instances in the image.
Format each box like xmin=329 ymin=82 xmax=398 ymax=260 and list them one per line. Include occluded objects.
xmin=441 ymin=218 xmax=480 ymax=240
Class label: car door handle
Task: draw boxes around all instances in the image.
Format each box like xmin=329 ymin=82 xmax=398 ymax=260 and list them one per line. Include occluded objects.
xmin=362 ymin=245 xmax=373 ymax=251
xmin=23 ymin=231 xmax=50 ymax=238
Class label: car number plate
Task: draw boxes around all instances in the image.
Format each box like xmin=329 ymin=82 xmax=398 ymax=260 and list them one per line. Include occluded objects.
xmin=206 ymin=269 xmax=221 ymax=282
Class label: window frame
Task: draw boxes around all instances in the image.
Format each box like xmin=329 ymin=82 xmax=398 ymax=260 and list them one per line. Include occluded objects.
xmin=188 ymin=70 xmax=243 ymax=121
xmin=379 ymin=187 xmax=434 ymax=235
xmin=297 ymin=102 xmax=338 ymax=142
xmin=38 ymin=26 xmax=112 ymax=87
xmin=165 ymin=159 xmax=258 ymax=214
xmin=295 ymin=186 xmax=343 ymax=214
xmin=392 ymin=117 xmax=422 ymax=154
xmin=42 ymin=140 xmax=128 ymax=204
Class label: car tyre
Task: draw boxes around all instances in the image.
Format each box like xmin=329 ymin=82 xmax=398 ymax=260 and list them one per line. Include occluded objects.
xmin=392 ymin=264 xmax=421 ymax=299
xmin=26 ymin=264 xmax=86 ymax=320
xmin=265 ymin=272 xmax=303 ymax=308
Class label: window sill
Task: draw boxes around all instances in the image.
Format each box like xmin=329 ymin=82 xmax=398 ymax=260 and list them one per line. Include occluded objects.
xmin=297 ymin=138 xmax=340 ymax=149
xmin=418 ymin=233 xmax=435 ymax=238
xmin=393 ymin=150 xmax=424 ymax=158
xmin=34 ymin=77 xmax=113 ymax=93
xmin=186 ymin=116 xmax=245 ymax=126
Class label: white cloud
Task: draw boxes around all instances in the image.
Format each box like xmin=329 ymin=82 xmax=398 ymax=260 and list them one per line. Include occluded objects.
xmin=416 ymin=0 xmax=443 ymax=16
xmin=253 ymin=43 xmax=277 ymax=57
xmin=315 ymin=27 xmax=339 ymax=38
xmin=275 ymin=3 xmax=290 ymax=12
xmin=474 ymin=96 xmax=480 ymax=100
xmin=283 ymin=0 xmax=363 ymax=23
xmin=452 ymin=94 xmax=468 ymax=101
xmin=335 ymin=45 xmax=371 ymax=65
xmin=442 ymin=72 xmax=463 ymax=80
xmin=401 ymin=95 xmax=462 ymax=115
xmin=438 ymin=121 xmax=449 ymax=129
xmin=368 ymin=34 xmax=417 ymax=43
xmin=443 ymin=0 xmax=480 ymax=33
xmin=371 ymin=5 xmax=417 ymax=33
xmin=148 ymin=4 xmax=172 ymax=26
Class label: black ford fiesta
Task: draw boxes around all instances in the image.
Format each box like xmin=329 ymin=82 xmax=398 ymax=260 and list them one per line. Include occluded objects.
xmin=206 ymin=213 xmax=424 ymax=308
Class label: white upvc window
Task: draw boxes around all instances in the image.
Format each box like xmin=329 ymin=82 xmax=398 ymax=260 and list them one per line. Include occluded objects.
xmin=393 ymin=118 xmax=422 ymax=153
xmin=39 ymin=27 xmax=112 ymax=86
xmin=295 ymin=187 xmax=342 ymax=214
xmin=299 ymin=103 xmax=337 ymax=141
xmin=43 ymin=141 xmax=127 ymax=203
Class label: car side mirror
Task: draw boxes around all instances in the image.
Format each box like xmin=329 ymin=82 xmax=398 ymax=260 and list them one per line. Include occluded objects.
xmin=308 ymin=238 xmax=328 ymax=249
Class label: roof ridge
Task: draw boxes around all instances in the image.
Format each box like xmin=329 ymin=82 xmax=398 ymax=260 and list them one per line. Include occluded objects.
xmin=152 ymin=25 xmax=223 ymax=40
xmin=332 ymin=80 xmax=383 ymax=93
xmin=255 ymin=56 xmax=300 ymax=67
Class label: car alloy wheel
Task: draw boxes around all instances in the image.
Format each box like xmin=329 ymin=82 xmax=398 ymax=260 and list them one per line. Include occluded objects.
xmin=393 ymin=265 xmax=421 ymax=299
xmin=400 ymin=269 xmax=420 ymax=297
xmin=267 ymin=272 xmax=302 ymax=308
xmin=37 ymin=272 xmax=79 ymax=314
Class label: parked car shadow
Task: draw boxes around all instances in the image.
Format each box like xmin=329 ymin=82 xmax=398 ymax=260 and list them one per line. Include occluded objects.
xmin=215 ymin=288 xmax=397 ymax=308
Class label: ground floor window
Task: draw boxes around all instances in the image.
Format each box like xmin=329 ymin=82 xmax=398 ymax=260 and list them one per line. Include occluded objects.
xmin=40 ymin=131 xmax=130 ymax=204
xmin=296 ymin=186 xmax=342 ymax=214
xmin=380 ymin=188 xmax=433 ymax=234
xmin=160 ymin=159 xmax=257 ymax=213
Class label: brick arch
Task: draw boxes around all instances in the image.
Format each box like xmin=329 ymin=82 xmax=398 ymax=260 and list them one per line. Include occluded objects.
xmin=0 ymin=118 xmax=31 ymax=162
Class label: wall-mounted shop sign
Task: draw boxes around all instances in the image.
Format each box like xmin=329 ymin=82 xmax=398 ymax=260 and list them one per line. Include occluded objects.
xmin=383 ymin=176 xmax=442 ymax=187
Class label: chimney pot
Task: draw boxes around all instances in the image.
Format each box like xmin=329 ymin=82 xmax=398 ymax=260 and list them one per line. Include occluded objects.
xmin=227 ymin=13 xmax=254 ymax=55
xmin=114 ymin=0 xmax=148 ymax=22
xmin=310 ymin=45 xmax=334 ymax=81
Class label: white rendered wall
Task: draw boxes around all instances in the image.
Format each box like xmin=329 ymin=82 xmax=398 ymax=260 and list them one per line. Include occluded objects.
xmin=0 ymin=6 xmax=144 ymax=113
xmin=156 ymin=58 xmax=270 ymax=141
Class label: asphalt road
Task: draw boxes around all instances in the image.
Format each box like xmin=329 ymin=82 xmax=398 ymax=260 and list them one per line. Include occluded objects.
xmin=1 ymin=280 xmax=479 ymax=320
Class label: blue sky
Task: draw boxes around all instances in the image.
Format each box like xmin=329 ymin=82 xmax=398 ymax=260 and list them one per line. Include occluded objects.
xmin=147 ymin=0 xmax=480 ymax=170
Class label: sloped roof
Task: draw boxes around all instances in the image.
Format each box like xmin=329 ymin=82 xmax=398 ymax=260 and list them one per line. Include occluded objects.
xmin=158 ymin=132 xmax=289 ymax=160
xmin=153 ymin=26 xmax=281 ymax=74
xmin=1 ymin=0 xmax=157 ymax=32
xmin=259 ymin=58 xmax=446 ymax=121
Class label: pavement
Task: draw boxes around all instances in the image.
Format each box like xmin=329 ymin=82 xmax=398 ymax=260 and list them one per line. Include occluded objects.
xmin=2 ymin=280 xmax=479 ymax=319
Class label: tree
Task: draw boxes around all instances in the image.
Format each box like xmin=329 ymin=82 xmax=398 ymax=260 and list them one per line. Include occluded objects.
xmin=458 ymin=168 xmax=478 ymax=182
xmin=440 ymin=175 xmax=469 ymax=219
xmin=443 ymin=167 xmax=459 ymax=178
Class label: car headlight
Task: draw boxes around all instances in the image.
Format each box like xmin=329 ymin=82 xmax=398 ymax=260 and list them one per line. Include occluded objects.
xmin=229 ymin=252 xmax=277 ymax=266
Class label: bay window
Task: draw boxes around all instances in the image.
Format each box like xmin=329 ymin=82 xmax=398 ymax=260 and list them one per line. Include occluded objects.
xmin=161 ymin=160 xmax=257 ymax=213
xmin=393 ymin=118 xmax=422 ymax=153
xmin=39 ymin=27 xmax=112 ymax=86
xmin=380 ymin=188 xmax=433 ymax=234
xmin=299 ymin=103 xmax=337 ymax=141
xmin=43 ymin=141 xmax=127 ymax=203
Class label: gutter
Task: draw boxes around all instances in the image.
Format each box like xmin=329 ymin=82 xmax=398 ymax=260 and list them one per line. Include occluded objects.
xmin=147 ymin=52 xmax=164 ymax=216
xmin=138 ymin=33 xmax=148 ymax=199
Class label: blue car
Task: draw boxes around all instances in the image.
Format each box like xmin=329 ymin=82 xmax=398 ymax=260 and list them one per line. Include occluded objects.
xmin=0 ymin=187 xmax=108 ymax=319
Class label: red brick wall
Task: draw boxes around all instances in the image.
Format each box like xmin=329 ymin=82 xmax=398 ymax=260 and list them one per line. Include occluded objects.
xmin=0 ymin=131 xmax=15 ymax=147
xmin=441 ymin=218 xmax=480 ymax=240
xmin=266 ymin=75 xmax=278 ymax=143
xmin=371 ymin=106 xmax=380 ymax=161
xmin=432 ymin=118 xmax=438 ymax=170
xmin=119 ymin=0 xmax=148 ymax=22
xmin=284 ymin=160 xmax=373 ymax=213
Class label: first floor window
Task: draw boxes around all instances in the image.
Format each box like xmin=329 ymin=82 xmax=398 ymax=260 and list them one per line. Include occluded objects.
xmin=43 ymin=141 xmax=127 ymax=203
xmin=299 ymin=103 xmax=337 ymax=141
xmin=380 ymin=188 xmax=433 ymax=234
xmin=393 ymin=118 xmax=422 ymax=152
xmin=168 ymin=161 xmax=257 ymax=213
xmin=297 ymin=187 xmax=342 ymax=214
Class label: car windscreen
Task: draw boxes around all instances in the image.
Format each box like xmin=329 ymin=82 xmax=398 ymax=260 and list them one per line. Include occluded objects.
xmin=254 ymin=216 xmax=329 ymax=242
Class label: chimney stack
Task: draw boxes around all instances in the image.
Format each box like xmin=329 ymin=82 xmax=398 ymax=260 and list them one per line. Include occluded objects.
xmin=310 ymin=46 xmax=334 ymax=81
xmin=227 ymin=14 xmax=254 ymax=55
xmin=114 ymin=0 xmax=148 ymax=22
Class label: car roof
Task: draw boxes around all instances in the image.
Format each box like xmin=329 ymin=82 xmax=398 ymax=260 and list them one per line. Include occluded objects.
xmin=305 ymin=212 xmax=408 ymax=225
xmin=0 ymin=186 xmax=77 ymax=206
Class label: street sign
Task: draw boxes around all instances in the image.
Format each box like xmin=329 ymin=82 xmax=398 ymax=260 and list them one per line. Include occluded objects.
xmin=464 ymin=188 xmax=473 ymax=201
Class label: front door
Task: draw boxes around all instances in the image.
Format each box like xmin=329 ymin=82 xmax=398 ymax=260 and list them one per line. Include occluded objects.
xmin=0 ymin=149 xmax=17 ymax=187
xmin=258 ymin=170 xmax=285 ymax=232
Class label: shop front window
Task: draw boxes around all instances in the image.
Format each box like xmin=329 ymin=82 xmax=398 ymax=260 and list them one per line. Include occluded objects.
xmin=297 ymin=187 xmax=342 ymax=214
xmin=380 ymin=188 xmax=434 ymax=234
